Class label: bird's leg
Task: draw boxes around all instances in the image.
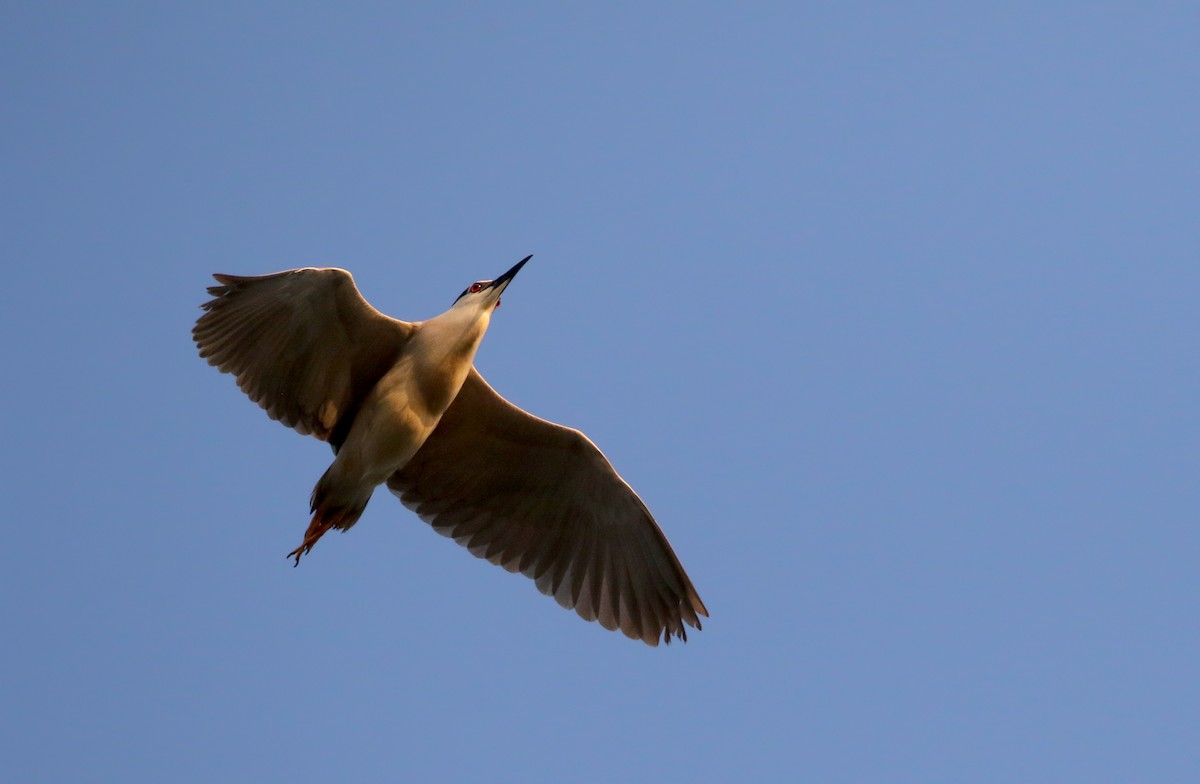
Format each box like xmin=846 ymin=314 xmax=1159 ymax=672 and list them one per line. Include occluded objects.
xmin=287 ymin=514 xmax=337 ymax=566
xmin=288 ymin=469 xmax=374 ymax=566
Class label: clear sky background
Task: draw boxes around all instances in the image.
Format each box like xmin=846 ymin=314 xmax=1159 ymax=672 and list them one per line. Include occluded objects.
xmin=3 ymin=3 xmax=1197 ymax=782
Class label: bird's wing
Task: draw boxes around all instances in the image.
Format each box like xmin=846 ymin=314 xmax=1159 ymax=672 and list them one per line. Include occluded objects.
xmin=387 ymin=369 xmax=708 ymax=646
xmin=193 ymin=268 xmax=414 ymax=448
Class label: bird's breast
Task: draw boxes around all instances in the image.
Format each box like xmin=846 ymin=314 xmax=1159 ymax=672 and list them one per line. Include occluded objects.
xmin=332 ymin=352 xmax=473 ymax=487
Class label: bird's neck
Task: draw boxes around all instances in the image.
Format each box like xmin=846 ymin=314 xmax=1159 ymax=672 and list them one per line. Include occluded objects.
xmin=409 ymin=308 xmax=491 ymax=411
xmin=419 ymin=306 xmax=490 ymax=362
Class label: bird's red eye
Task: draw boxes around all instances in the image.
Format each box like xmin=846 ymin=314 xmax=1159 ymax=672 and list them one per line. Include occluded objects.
xmin=468 ymin=282 xmax=484 ymax=293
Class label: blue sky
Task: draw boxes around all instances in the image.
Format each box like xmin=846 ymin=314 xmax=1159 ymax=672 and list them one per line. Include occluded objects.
xmin=3 ymin=3 xmax=1197 ymax=781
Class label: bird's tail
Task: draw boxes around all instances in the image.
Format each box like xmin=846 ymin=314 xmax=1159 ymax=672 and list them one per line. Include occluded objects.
xmin=288 ymin=468 xmax=374 ymax=565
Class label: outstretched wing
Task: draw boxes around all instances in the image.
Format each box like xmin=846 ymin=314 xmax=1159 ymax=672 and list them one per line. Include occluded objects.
xmin=193 ymin=268 xmax=414 ymax=449
xmin=388 ymin=369 xmax=708 ymax=646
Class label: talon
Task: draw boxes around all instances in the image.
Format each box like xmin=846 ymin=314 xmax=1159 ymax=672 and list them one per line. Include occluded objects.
xmin=286 ymin=506 xmax=344 ymax=567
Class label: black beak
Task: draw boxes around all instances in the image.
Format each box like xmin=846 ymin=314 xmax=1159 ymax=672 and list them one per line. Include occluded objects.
xmin=489 ymin=255 xmax=532 ymax=291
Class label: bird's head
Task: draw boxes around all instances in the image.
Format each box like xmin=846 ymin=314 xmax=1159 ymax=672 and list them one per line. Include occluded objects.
xmin=452 ymin=255 xmax=531 ymax=312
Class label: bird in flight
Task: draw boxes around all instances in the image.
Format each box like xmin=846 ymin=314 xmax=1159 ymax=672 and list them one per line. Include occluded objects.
xmin=192 ymin=256 xmax=707 ymax=645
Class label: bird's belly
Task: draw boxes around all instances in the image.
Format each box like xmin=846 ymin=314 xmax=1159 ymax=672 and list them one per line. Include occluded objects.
xmin=332 ymin=384 xmax=439 ymax=488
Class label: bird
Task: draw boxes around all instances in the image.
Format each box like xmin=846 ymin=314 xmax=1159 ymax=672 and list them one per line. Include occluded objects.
xmin=192 ymin=256 xmax=707 ymax=645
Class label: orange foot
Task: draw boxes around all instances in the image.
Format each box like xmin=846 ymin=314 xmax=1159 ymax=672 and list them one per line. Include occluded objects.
xmin=287 ymin=517 xmax=336 ymax=566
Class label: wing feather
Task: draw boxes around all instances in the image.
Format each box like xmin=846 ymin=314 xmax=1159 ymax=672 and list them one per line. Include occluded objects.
xmin=388 ymin=369 xmax=707 ymax=645
xmin=193 ymin=268 xmax=414 ymax=447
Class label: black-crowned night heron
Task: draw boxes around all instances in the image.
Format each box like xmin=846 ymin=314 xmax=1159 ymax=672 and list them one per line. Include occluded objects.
xmin=193 ymin=257 xmax=707 ymax=645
